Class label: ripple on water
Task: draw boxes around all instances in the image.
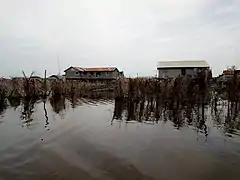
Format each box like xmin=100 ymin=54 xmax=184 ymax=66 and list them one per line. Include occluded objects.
xmin=0 ymin=97 xmax=239 ymax=180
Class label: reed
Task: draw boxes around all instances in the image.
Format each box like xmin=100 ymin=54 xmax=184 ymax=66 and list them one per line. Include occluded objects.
xmin=0 ymin=70 xmax=239 ymax=116
xmin=50 ymin=80 xmax=110 ymax=97
xmin=112 ymin=71 xmax=240 ymax=134
xmin=114 ymin=73 xmax=211 ymax=108
xmin=0 ymin=75 xmax=111 ymax=100
xmin=0 ymin=78 xmax=7 ymax=103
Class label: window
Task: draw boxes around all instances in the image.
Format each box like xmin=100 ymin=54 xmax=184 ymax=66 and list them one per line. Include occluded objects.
xmin=96 ymin=72 xmax=101 ymax=77
xmin=181 ymin=69 xmax=186 ymax=76
xmin=76 ymin=72 xmax=79 ymax=75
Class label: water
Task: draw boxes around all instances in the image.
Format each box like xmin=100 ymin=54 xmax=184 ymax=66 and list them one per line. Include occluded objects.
xmin=0 ymin=98 xmax=239 ymax=180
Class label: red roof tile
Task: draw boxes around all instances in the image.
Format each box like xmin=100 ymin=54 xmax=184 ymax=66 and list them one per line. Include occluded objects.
xmin=84 ymin=67 xmax=117 ymax=72
xmin=65 ymin=66 xmax=117 ymax=72
xmin=65 ymin=66 xmax=118 ymax=72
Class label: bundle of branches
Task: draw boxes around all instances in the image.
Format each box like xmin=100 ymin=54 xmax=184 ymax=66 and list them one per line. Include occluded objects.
xmin=0 ymin=78 xmax=7 ymax=102
xmin=22 ymin=71 xmax=45 ymax=98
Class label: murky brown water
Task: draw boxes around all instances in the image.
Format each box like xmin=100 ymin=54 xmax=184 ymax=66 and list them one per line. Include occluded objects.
xmin=0 ymin=98 xmax=239 ymax=180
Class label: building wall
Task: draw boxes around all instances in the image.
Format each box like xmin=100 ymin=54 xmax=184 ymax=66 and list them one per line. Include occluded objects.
xmin=186 ymin=68 xmax=197 ymax=76
xmin=65 ymin=68 xmax=79 ymax=78
xmin=158 ymin=67 xmax=208 ymax=78
xmin=65 ymin=68 xmax=119 ymax=80
xmin=158 ymin=69 xmax=182 ymax=78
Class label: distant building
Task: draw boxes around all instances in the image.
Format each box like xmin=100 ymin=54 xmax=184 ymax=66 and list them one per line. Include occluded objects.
xmin=29 ymin=76 xmax=42 ymax=80
xmin=157 ymin=60 xmax=210 ymax=78
xmin=64 ymin=66 xmax=123 ymax=81
xmin=237 ymin=69 xmax=240 ymax=75
xmin=217 ymin=68 xmax=240 ymax=81
xmin=48 ymin=75 xmax=65 ymax=81
xmin=48 ymin=75 xmax=59 ymax=80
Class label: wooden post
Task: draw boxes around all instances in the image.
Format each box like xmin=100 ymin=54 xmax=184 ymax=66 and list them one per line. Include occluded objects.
xmin=44 ymin=70 xmax=47 ymax=97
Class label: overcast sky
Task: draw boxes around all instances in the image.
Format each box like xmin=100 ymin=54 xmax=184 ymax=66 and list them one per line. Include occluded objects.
xmin=0 ymin=0 xmax=239 ymax=77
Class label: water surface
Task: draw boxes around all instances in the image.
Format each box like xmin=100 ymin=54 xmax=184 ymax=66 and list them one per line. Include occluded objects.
xmin=0 ymin=98 xmax=239 ymax=180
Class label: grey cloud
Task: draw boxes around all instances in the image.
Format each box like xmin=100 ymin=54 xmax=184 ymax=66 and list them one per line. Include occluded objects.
xmin=0 ymin=0 xmax=239 ymax=77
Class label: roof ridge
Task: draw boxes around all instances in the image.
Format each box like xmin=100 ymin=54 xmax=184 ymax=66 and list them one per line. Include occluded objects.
xmin=64 ymin=66 xmax=118 ymax=72
xmin=159 ymin=60 xmax=207 ymax=62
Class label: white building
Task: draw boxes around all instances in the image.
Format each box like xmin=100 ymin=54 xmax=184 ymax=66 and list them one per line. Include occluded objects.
xmin=157 ymin=60 xmax=210 ymax=78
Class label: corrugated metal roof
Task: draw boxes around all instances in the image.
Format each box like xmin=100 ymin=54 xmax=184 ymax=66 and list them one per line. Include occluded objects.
xmin=65 ymin=66 xmax=117 ymax=72
xmin=72 ymin=67 xmax=85 ymax=71
xmin=158 ymin=60 xmax=209 ymax=68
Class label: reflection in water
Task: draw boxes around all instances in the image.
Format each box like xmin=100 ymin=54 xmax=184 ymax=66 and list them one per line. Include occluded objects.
xmin=43 ymin=99 xmax=49 ymax=130
xmin=0 ymin=99 xmax=7 ymax=118
xmin=8 ymin=97 xmax=21 ymax=109
xmin=68 ymin=96 xmax=83 ymax=109
xmin=112 ymin=96 xmax=240 ymax=137
xmin=50 ymin=95 xmax=66 ymax=118
xmin=20 ymin=98 xmax=37 ymax=128
xmin=112 ymin=99 xmax=125 ymax=121
xmin=0 ymin=94 xmax=240 ymax=180
xmin=1 ymin=93 xmax=239 ymax=137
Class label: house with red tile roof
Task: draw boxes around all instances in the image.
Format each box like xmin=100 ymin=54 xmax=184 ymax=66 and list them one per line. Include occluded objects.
xmin=64 ymin=66 xmax=124 ymax=81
